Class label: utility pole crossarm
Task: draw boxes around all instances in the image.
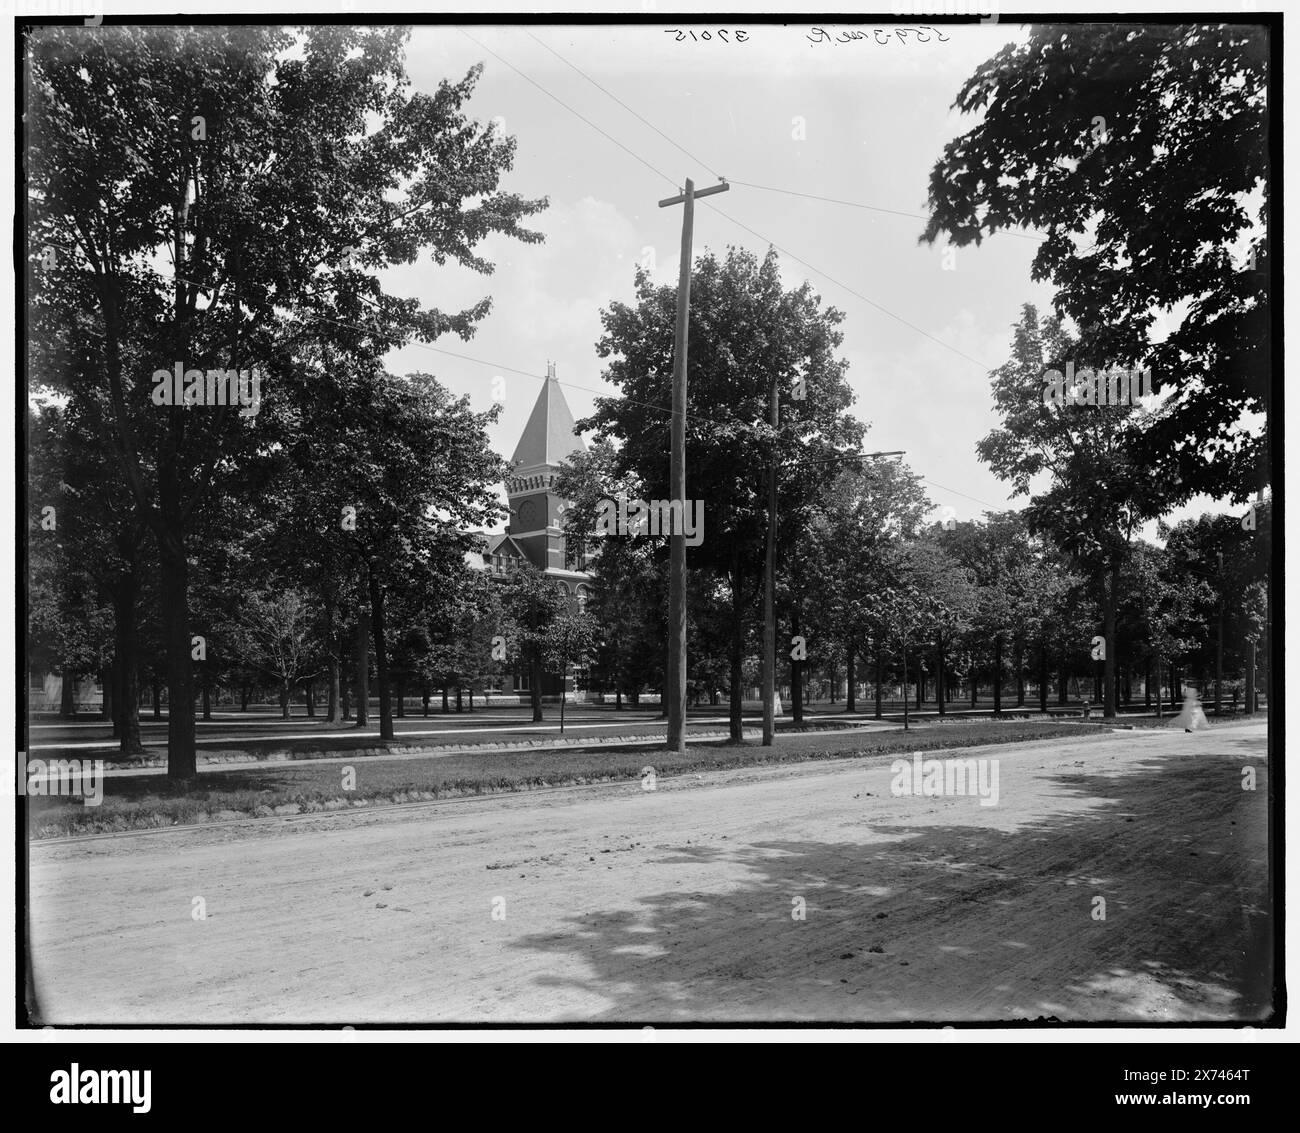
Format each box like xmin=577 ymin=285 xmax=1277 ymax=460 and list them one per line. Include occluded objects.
xmin=659 ymin=181 xmax=729 ymax=208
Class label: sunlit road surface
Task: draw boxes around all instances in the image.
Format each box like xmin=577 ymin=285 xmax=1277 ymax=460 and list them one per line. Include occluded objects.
xmin=28 ymin=721 xmax=1271 ymax=1024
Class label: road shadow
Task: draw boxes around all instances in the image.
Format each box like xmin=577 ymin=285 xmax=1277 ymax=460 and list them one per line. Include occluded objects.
xmin=507 ymin=747 xmax=1273 ymax=1024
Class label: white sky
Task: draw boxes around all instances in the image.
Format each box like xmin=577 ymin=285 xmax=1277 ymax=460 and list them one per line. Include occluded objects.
xmin=377 ymin=20 xmax=1247 ymax=538
xmin=380 ymin=22 xmax=1055 ymax=524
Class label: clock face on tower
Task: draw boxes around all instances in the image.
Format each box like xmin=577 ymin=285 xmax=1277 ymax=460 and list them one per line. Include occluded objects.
xmin=516 ymin=499 xmax=538 ymax=529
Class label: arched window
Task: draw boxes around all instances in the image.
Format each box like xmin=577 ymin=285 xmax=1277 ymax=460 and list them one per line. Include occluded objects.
xmin=575 ymin=585 xmax=589 ymax=614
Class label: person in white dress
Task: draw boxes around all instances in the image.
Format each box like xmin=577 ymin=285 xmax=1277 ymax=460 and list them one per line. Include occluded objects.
xmin=1174 ymin=689 xmax=1210 ymax=732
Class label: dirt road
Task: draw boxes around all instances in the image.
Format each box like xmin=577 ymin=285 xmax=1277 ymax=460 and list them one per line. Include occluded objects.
xmin=28 ymin=722 xmax=1272 ymax=1024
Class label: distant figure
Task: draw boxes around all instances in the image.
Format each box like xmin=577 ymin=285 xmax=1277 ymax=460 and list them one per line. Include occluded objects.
xmin=1174 ymin=690 xmax=1209 ymax=733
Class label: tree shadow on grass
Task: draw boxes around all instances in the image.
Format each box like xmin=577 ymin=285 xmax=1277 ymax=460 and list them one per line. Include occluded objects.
xmin=507 ymin=749 xmax=1273 ymax=1024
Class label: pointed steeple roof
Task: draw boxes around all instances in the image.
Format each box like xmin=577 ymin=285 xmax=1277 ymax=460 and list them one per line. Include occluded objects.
xmin=510 ymin=362 xmax=586 ymax=469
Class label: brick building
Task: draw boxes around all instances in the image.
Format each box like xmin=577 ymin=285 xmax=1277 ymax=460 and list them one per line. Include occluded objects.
xmin=467 ymin=363 xmax=594 ymax=702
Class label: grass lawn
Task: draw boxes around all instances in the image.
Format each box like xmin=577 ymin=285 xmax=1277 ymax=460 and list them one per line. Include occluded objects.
xmin=27 ymin=718 xmax=1100 ymax=839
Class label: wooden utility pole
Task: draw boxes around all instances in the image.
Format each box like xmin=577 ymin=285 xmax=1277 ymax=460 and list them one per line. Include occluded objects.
xmin=659 ymin=177 xmax=728 ymax=753
xmin=762 ymin=370 xmax=779 ymax=746
xmin=1215 ymin=550 xmax=1224 ymax=717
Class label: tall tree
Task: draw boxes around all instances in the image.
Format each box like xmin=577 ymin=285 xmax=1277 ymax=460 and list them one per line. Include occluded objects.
xmin=221 ymin=590 xmax=324 ymax=719
xmin=806 ymin=459 xmax=929 ymax=713
xmin=556 ymin=441 xmax=667 ymax=708
xmin=582 ymin=248 xmax=865 ymax=739
xmin=978 ymin=305 xmax=1168 ymax=717
xmin=923 ymin=23 xmax=1270 ymax=504
xmin=29 ymin=402 xmax=148 ymax=750
xmin=501 ymin=565 xmax=570 ymax=723
xmin=937 ymin=511 xmax=1043 ymax=715
xmin=541 ymin=609 xmax=598 ymax=734
xmin=28 ymin=25 xmax=545 ymax=777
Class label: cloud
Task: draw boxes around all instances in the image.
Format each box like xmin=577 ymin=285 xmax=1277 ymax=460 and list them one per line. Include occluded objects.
xmin=380 ymin=195 xmax=648 ymax=451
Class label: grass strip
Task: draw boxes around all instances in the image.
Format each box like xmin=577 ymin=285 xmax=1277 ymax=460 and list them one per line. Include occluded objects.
xmin=29 ymin=719 xmax=1101 ymax=839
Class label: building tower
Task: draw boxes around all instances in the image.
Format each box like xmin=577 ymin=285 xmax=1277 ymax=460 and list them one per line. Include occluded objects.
xmin=480 ymin=363 xmax=592 ymax=703
xmin=504 ymin=361 xmax=590 ymax=595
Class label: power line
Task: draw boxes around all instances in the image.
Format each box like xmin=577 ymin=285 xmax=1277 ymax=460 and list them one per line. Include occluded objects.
xmin=728 ymin=180 xmax=1047 ymax=243
xmin=139 ymin=263 xmax=765 ymax=439
xmin=469 ymin=30 xmax=996 ymax=375
xmin=919 ymin=477 xmax=1008 ymax=512
xmin=701 ymin=200 xmax=995 ymax=371
xmin=458 ymin=28 xmax=676 ymax=192
xmin=522 ymin=34 xmax=1038 ymax=247
xmin=728 ymin=180 xmax=945 ymax=227
xmin=524 ymin=29 xmax=720 ymax=180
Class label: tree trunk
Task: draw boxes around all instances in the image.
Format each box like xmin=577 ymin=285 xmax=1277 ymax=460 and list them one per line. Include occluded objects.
xmin=875 ymin=644 xmax=883 ymax=720
xmin=970 ymin=659 xmax=977 ymax=709
xmin=201 ymin=682 xmax=211 ymax=721
xmin=456 ymin=685 xmax=463 ymax=713
xmin=367 ymin=568 xmax=394 ymax=740
xmin=159 ymin=546 xmax=196 ymax=779
xmin=327 ymin=656 xmax=341 ymax=724
xmin=279 ymin=680 xmax=290 ymax=720
xmin=422 ymin=681 xmax=430 ymax=717
xmin=845 ymin=640 xmax=857 ymax=713
xmin=112 ymin=577 xmax=143 ymax=755
xmin=110 ymin=659 xmax=123 ymax=735
xmin=396 ymin=678 xmax=406 ymax=718
xmin=791 ymin=608 xmax=803 ymax=725
xmin=442 ymin=686 xmax=449 ymax=713
xmin=1246 ymin=639 xmax=1257 ymax=714
xmin=529 ymin=658 xmax=543 ymax=723
xmin=152 ymin=677 xmax=162 ymax=719
xmin=1103 ymin=561 xmax=1119 ymax=718
xmin=305 ymin=680 xmax=316 ymax=717
xmin=728 ymin=575 xmax=744 ymax=741
xmin=1215 ymin=594 xmax=1225 ymax=716
xmin=1014 ymin=640 xmax=1024 ymax=706
xmin=615 ymin=688 xmax=623 ymax=710
xmin=240 ymin=684 xmax=250 ymax=711
xmin=60 ymin=671 xmax=77 ymax=719
xmin=354 ymin=611 xmax=369 ymax=728
xmin=936 ymin=641 xmax=946 ymax=717
xmin=1154 ymin=658 xmax=1163 ymax=718
xmin=1058 ymin=652 xmax=1069 ymax=705
xmin=1144 ymin=663 xmax=1152 ymax=711
xmin=1039 ymin=641 xmax=1049 ymax=714
xmin=994 ymin=634 xmax=1003 ymax=716
xmin=902 ymin=637 xmax=910 ymax=732
xmin=101 ymin=665 xmax=113 ymax=723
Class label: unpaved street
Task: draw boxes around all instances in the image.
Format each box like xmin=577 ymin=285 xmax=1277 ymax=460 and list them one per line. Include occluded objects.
xmin=28 ymin=722 xmax=1272 ymax=1024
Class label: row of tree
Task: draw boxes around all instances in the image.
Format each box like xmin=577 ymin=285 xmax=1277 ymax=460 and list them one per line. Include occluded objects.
xmin=27 ymin=26 xmax=557 ymax=775
xmin=26 ymin=23 xmax=1272 ymax=776
xmin=550 ymin=21 xmax=1273 ymax=733
xmin=548 ymin=268 xmax=1269 ymax=735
